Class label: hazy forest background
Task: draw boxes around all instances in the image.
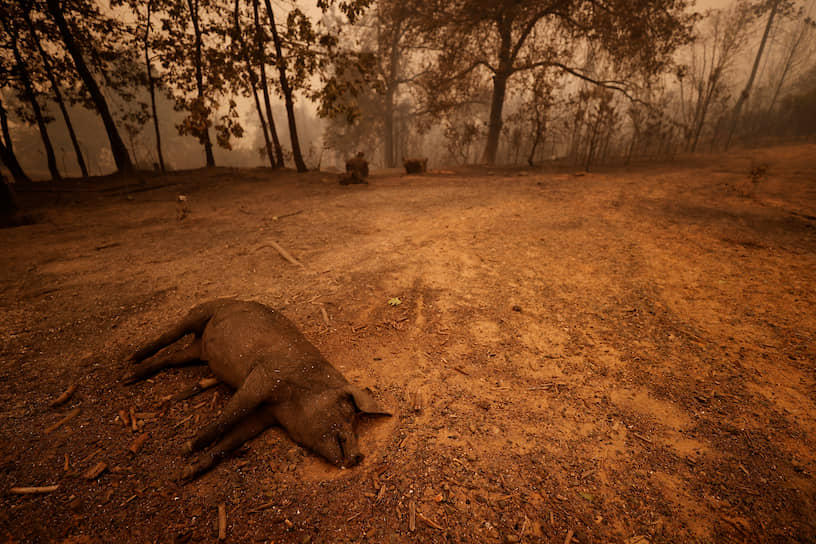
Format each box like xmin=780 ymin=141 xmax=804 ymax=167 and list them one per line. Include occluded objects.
xmin=0 ymin=0 xmax=814 ymax=188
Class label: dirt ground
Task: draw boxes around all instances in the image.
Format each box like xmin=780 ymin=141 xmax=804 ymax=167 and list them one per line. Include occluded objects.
xmin=1 ymin=144 xmax=815 ymax=543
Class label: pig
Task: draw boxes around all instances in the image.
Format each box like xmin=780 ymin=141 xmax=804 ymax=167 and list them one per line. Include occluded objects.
xmin=124 ymin=299 xmax=390 ymax=479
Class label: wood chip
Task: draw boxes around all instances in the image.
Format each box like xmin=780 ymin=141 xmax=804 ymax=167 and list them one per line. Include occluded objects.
xmin=564 ymin=528 xmax=574 ymax=544
xmin=128 ymin=433 xmax=150 ymax=454
xmin=45 ymin=407 xmax=81 ymax=434
xmin=320 ymin=305 xmax=330 ymax=325
xmin=83 ymin=461 xmax=108 ymax=480
xmin=129 ymin=407 xmax=138 ymax=432
xmin=417 ymin=511 xmax=444 ymax=530
xmin=9 ymin=485 xmax=59 ymax=494
xmin=118 ymin=409 xmax=130 ymax=427
xmin=408 ymin=499 xmax=416 ymax=532
xmin=50 ymin=384 xmax=78 ymax=408
xmin=217 ymin=503 xmax=227 ymax=540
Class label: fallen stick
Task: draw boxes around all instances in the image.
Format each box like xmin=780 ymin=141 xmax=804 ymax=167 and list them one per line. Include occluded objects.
xmin=409 ymin=499 xmax=416 ymax=532
xmin=10 ymin=485 xmax=59 ymax=495
xmin=266 ymin=241 xmax=304 ymax=268
xmin=128 ymin=433 xmax=150 ymax=454
xmin=129 ymin=407 xmax=138 ymax=432
xmin=417 ymin=512 xmax=444 ymax=530
xmin=248 ymin=500 xmax=277 ymax=514
xmin=45 ymin=407 xmax=81 ymax=434
xmin=320 ymin=306 xmax=329 ymax=325
xmin=50 ymin=384 xmax=78 ymax=408
xmin=217 ymin=503 xmax=227 ymax=540
xmin=171 ymin=378 xmax=219 ymax=403
xmin=83 ymin=462 xmax=108 ymax=480
xmin=564 ymin=528 xmax=574 ymax=544
xmin=632 ymin=432 xmax=653 ymax=444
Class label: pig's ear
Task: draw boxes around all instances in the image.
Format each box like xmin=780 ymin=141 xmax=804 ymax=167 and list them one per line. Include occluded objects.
xmin=345 ymin=385 xmax=391 ymax=416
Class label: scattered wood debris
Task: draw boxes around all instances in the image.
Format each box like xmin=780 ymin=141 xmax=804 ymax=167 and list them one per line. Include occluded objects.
xmin=83 ymin=462 xmax=108 ymax=480
xmin=128 ymin=433 xmax=150 ymax=454
xmin=50 ymin=384 xmax=77 ymax=408
xmin=217 ymin=503 xmax=227 ymax=540
xmin=10 ymin=485 xmax=59 ymax=495
xmin=45 ymin=407 xmax=81 ymax=434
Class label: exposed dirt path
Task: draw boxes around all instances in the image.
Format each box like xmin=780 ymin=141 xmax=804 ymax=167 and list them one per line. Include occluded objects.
xmin=1 ymin=145 xmax=815 ymax=543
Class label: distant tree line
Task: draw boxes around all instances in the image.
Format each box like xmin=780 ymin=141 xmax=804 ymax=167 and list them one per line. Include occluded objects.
xmin=0 ymin=0 xmax=815 ymax=207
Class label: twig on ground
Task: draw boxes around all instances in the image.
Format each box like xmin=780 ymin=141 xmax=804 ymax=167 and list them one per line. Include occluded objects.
xmin=10 ymin=485 xmax=59 ymax=494
xmin=50 ymin=384 xmax=78 ymax=408
xmin=217 ymin=503 xmax=227 ymax=540
xmin=45 ymin=407 xmax=81 ymax=434
xmin=260 ymin=241 xmax=304 ymax=268
xmin=83 ymin=462 xmax=108 ymax=480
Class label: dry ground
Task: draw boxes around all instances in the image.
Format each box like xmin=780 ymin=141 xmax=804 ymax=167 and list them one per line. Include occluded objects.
xmin=1 ymin=144 xmax=815 ymax=543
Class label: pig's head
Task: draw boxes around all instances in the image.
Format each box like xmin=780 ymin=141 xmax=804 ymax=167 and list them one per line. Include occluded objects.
xmin=280 ymin=385 xmax=390 ymax=468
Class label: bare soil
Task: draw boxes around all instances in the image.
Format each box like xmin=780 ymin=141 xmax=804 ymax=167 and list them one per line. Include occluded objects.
xmin=1 ymin=144 xmax=815 ymax=543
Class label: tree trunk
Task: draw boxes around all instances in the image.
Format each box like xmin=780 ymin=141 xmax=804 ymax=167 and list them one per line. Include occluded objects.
xmin=527 ymin=119 xmax=543 ymax=167
xmin=10 ymin=36 xmax=61 ymax=181
xmin=726 ymin=0 xmax=780 ymax=150
xmin=46 ymin=0 xmax=132 ymax=173
xmin=483 ymin=68 xmax=510 ymax=166
xmin=383 ymin=16 xmax=402 ymax=169
xmin=185 ymin=0 xmax=215 ymax=167
xmin=145 ymin=0 xmax=165 ymax=172
xmin=252 ymin=0 xmax=284 ymax=168
xmin=0 ymin=99 xmax=30 ymax=183
xmin=23 ymin=7 xmax=88 ymax=178
xmin=263 ymin=0 xmax=307 ymax=172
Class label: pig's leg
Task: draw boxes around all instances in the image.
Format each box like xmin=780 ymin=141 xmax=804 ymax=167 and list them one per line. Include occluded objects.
xmin=184 ymin=368 xmax=272 ymax=453
xmin=127 ymin=300 xmax=232 ymax=363
xmin=180 ymin=406 xmax=277 ymax=480
xmin=123 ymin=341 xmax=202 ymax=384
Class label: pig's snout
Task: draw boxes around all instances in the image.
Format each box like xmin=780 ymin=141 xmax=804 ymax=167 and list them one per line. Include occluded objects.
xmin=342 ymin=451 xmax=364 ymax=468
xmin=338 ymin=433 xmax=364 ymax=468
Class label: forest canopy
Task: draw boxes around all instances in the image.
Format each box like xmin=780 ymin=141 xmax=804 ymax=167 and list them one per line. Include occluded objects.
xmin=0 ymin=0 xmax=814 ymax=186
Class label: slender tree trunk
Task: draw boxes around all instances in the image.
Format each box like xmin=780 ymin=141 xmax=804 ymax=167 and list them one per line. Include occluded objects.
xmin=483 ymin=69 xmax=510 ymax=165
xmin=726 ymin=0 xmax=780 ymax=150
xmin=263 ymin=0 xmax=307 ymax=172
xmin=10 ymin=37 xmax=61 ymax=180
xmin=46 ymin=0 xmax=132 ymax=173
xmin=232 ymin=0 xmax=273 ymax=167
xmin=185 ymin=0 xmax=215 ymax=167
xmin=252 ymin=0 xmax=284 ymax=167
xmin=383 ymin=17 xmax=402 ymax=168
xmin=527 ymin=120 xmax=543 ymax=167
xmin=145 ymin=0 xmax=165 ymax=172
xmin=23 ymin=7 xmax=87 ymax=177
xmin=0 ymin=99 xmax=30 ymax=183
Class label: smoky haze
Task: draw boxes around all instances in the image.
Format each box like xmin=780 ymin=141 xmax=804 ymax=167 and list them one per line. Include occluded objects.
xmin=1 ymin=0 xmax=815 ymax=182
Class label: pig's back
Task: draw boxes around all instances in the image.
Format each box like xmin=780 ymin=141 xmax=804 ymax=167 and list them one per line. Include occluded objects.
xmin=200 ymin=301 xmax=324 ymax=388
